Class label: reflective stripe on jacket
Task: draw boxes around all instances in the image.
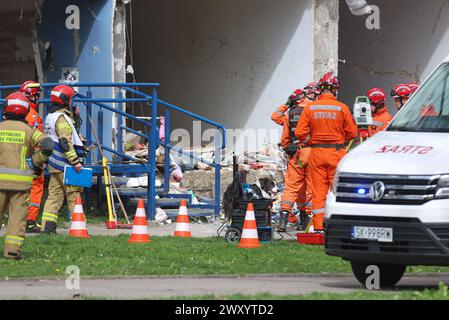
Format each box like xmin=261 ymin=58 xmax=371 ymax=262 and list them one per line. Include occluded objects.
xmin=45 ymin=111 xmax=84 ymax=172
xmin=0 ymin=120 xmax=45 ymax=191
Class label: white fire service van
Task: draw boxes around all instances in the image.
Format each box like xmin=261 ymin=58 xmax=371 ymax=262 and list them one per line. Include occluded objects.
xmin=325 ymin=55 xmax=449 ymax=287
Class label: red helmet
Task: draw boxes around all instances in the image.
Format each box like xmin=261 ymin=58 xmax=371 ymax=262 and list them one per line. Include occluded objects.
xmin=50 ymin=84 xmax=76 ymax=107
xmin=391 ymin=84 xmax=412 ymax=99
xmin=4 ymin=91 xmax=30 ymax=118
xmin=290 ymin=88 xmax=304 ymax=101
xmin=19 ymin=80 xmax=41 ymax=104
xmin=318 ymin=71 xmax=340 ymax=91
xmin=408 ymin=82 xmax=419 ymax=94
xmin=367 ymin=88 xmax=386 ymax=107
xmin=304 ymin=82 xmax=321 ymax=96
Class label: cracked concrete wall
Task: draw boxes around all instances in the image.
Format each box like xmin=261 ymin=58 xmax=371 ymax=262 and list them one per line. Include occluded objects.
xmin=132 ymin=0 xmax=314 ymax=152
xmin=313 ymin=0 xmax=339 ymax=79
xmin=339 ymin=0 xmax=449 ymax=114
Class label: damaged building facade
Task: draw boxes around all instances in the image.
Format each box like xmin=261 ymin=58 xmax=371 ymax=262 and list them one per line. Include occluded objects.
xmin=1 ymin=0 xmax=449 ymax=154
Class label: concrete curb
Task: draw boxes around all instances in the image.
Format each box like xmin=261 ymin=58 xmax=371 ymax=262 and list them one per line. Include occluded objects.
xmin=3 ymin=272 xmax=449 ymax=282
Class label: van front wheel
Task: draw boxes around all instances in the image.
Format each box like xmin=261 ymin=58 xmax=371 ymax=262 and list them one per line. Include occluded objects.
xmin=350 ymin=261 xmax=406 ymax=288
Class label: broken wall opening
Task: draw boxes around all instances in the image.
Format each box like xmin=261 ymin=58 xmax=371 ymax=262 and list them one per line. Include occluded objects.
xmin=130 ymin=0 xmax=314 ymax=153
xmin=0 ymin=1 xmax=38 ymax=87
xmin=339 ymin=0 xmax=449 ymax=115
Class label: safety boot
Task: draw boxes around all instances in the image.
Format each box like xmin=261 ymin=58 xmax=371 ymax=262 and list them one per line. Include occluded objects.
xmin=42 ymin=221 xmax=57 ymax=235
xmin=25 ymin=220 xmax=41 ymax=234
xmin=4 ymin=252 xmax=22 ymax=260
xmin=297 ymin=211 xmax=310 ymax=231
xmin=276 ymin=211 xmax=289 ymax=232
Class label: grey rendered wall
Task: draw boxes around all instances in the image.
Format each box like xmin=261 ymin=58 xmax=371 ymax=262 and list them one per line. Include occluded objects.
xmin=339 ymin=0 xmax=449 ymax=114
xmin=131 ymin=0 xmax=314 ymax=151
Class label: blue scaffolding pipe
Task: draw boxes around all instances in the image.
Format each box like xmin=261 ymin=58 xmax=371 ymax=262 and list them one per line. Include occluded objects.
xmin=0 ymin=83 xmax=160 ymax=90
xmin=121 ymin=87 xmax=226 ymax=149
xmin=99 ymin=144 xmax=143 ymax=163
xmin=0 ymin=82 xmax=225 ymax=219
xmin=163 ymin=109 xmax=170 ymax=194
xmin=75 ymin=93 xmax=152 ymax=127
xmin=148 ymin=87 xmax=158 ymax=219
xmin=120 ymin=126 xmax=148 ymax=140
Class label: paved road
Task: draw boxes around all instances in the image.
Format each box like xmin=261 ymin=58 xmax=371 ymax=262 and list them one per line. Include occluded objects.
xmin=0 ymin=222 xmax=297 ymax=240
xmin=1 ymin=274 xmax=449 ymax=299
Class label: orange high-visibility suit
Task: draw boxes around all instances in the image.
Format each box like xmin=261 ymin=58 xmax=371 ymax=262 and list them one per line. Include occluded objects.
xmin=295 ymin=93 xmax=358 ymax=231
xmin=25 ymin=104 xmax=44 ymax=222
xmin=280 ymin=100 xmax=312 ymax=215
xmin=271 ymin=104 xmax=289 ymax=126
xmin=368 ymin=107 xmax=393 ymax=137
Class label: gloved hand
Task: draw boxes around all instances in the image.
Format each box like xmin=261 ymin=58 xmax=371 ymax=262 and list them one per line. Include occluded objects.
xmin=83 ymin=144 xmax=90 ymax=158
xmin=284 ymin=143 xmax=298 ymax=156
xmin=33 ymin=165 xmax=43 ymax=177
xmin=286 ymin=96 xmax=294 ymax=108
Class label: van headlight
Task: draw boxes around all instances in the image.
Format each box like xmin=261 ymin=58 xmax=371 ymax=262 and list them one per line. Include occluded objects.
xmin=435 ymin=175 xmax=449 ymax=199
xmin=332 ymin=169 xmax=341 ymax=195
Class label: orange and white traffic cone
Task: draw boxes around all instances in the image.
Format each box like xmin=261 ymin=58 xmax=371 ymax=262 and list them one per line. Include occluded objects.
xmin=174 ymin=199 xmax=191 ymax=238
xmin=69 ymin=196 xmax=90 ymax=238
xmin=237 ymin=203 xmax=261 ymax=248
xmin=128 ymin=199 xmax=151 ymax=243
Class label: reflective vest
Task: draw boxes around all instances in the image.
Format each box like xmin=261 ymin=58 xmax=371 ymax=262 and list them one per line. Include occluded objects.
xmin=44 ymin=112 xmax=84 ymax=172
xmin=0 ymin=120 xmax=39 ymax=191
xmin=289 ymin=106 xmax=304 ymax=142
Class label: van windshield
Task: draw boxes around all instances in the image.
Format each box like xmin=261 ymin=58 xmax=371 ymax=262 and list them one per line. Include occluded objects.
xmin=388 ymin=63 xmax=449 ymax=133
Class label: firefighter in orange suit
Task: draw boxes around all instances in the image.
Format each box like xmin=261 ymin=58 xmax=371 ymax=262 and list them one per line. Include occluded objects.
xmin=21 ymin=81 xmax=45 ymax=233
xmin=271 ymin=89 xmax=304 ymax=126
xmin=277 ymin=83 xmax=320 ymax=232
xmin=366 ymin=88 xmax=393 ymax=137
xmin=0 ymin=92 xmax=53 ymax=259
xmin=295 ymin=72 xmax=358 ymax=233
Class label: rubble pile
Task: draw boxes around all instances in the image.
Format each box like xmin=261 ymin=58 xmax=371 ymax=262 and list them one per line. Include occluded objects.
xmin=121 ymin=133 xmax=287 ymax=211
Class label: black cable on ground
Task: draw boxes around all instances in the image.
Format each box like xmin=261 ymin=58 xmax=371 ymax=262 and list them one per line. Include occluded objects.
xmin=216 ymin=217 xmax=231 ymax=238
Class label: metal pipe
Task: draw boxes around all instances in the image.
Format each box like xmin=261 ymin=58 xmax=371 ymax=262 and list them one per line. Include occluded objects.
xmin=0 ymin=83 xmax=160 ymax=90
xmin=86 ymin=90 xmax=93 ymax=165
xmin=158 ymin=99 xmax=226 ymax=149
xmin=99 ymin=144 xmax=144 ymax=163
xmin=214 ymin=130 xmax=221 ymax=216
xmin=116 ymin=92 xmax=123 ymax=163
xmin=147 ymin=87 xmax=158 ymax=220
xmin=75 ymin=93 xmax=152 ymax=127
xmin=163 ymin=109 xmax=170 ymax=194
xmin=121 ymin=87 xmax=227 ymax=149
xmin=120 ymin=126 xmax=147 ymax=140
xmin=98 ymin=109 xmax=104 ymax=161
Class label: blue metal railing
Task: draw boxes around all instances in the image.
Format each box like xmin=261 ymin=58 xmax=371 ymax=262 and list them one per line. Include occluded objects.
xmin=0 ymin=82 xmax=226 ymax=219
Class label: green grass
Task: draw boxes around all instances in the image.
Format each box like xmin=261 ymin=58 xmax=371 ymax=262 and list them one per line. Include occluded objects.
xmin=78 ymin=283 xmax=449 ymax=300
xmin=166 ymin=283 xmax=449 ymax=300
xmin=0 ymin=235 xmax=350 ymax=278
xmin=2 ymin=235 xmax=449 ymax=278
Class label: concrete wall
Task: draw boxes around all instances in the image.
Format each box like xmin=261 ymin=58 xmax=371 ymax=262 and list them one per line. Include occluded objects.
xmin=132 ymin=0 xmax=314 ymax=152
xmin=339 ymin=0 xmax=449 ymax=114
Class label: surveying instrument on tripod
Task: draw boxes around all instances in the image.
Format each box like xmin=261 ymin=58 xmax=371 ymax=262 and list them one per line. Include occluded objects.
xmin=347 ymin=96 xmax=374 ymax=151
